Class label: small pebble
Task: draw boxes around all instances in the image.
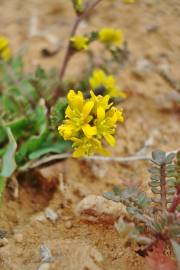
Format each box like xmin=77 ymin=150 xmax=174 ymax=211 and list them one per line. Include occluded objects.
xmin=0 ymin=238 xmax=8 ymax=247
xmin=65 ymin=220 xmax=73 ymax=229
xmin=0 ymin=229 xmax=7 ymax=239
xmin=40 ymin=244 xmax=53 ymax=263
xmin=133 ymin=58 xmax=154 ymax=79
xmin=45 ymin=208 xmax=58 ymax=223
xmin=33 ymin=212 xmax=46 ymax=222
xmin=14 ymin=233 xmax=23 ymax=243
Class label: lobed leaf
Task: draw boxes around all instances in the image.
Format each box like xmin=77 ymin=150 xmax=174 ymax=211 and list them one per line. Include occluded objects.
xmin=152 ymin=150 xmax=166 ymax=165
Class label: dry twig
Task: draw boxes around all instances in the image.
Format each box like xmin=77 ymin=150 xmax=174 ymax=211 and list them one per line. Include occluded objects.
xmin=19 ymin=149 xmax=179 ymax=171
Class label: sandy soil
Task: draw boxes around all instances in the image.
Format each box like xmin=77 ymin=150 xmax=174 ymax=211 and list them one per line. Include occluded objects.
xmin=0 ymin=0 xmax=180 ymax=269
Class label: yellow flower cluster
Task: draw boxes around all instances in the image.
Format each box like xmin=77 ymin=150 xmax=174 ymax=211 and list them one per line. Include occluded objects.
xmin=99 ymin=28 xmax=124 ymax=47
xmin=70 ymin=35 xmax=89 ymax=51
xmin=0 ymin=35 xmax=11 ymax=62
xmin=58 ymin=90 xmax=124 ymax=157
xmin=89 ymin=69 xmax=126 ymax=99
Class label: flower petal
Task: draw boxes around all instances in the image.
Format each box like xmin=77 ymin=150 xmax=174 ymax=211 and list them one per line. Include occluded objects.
xmin=73 ymin=147 xmax=85 ymax=157
xmin=82 ymin=124 xmax=97 ymax=138
xmin=97 ymin=106 xmax=105 ymax=121
xmin=65 ymin=106 xmax=74 ymax=119
xmin=82 ymin=100 xmax=94 ymax=118
xmin=104 ymin=133 xmax=116 ymax=146
xmin=67 ymin=89 xmax=84 ymax=110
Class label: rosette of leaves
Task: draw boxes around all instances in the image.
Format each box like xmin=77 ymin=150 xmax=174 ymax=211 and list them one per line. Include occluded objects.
xmin=0 ymin=58 xmax=71 ymax=199
xmin=104 ymin=150 xmax=180 ymax=266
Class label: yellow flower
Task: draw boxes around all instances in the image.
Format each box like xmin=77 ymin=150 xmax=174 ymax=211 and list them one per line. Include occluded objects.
xmin=58 ymin=90 xmax=96 ymax=140
xmin=58 ymin=90 xmax=124 ymax=157
xmin=73 ymin=0 xmax=84 ymax=13
xmin=95 ymin=104 xmax=124 ymax=146
xmin=72 ymin=137 xmax=109 ymax=157
xmin=123 ymin=0 xmax=136 ymax=3
xmin=70 ymin=35 xmax=89 ymax=51
xmin=89 ymin=69 xmax=126 ymax=98
xmin=0 ymin=36 xmax=11 ymax=61
xmin=99 ymin=28 xmax=124 ymax=47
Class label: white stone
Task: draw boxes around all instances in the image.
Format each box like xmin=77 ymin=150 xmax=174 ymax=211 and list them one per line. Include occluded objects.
xmin=75 ymin=195 xmax=127 ymax=224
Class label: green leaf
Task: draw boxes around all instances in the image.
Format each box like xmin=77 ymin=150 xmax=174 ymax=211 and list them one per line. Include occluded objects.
xmin=153 ymin=222 xmax=164 ymax=233
xmin=11 ymin=56 xmax=23 ymax=77
xmin=171 ymin=240 xmax=180 ymax=268
xmin=15 ymin=100 xmax=47 ymax=165
xmin=167 ymin=179 xmax=176 ymax=187
xmin=167 ymin=187 xmax=176 ymax=195
xmin=151 ymin=187 xmax=161 ymax=194
xmin=113 ymin=185 xmax=121 ymax=195
xmin=103 ymin=191 xmax=121 ymax=202
xmin=137 ymin=192 xmax=151 ymax=208
xmin=150 ymin=174 xmax=160 ymax=181
xmin=148 ymin=166 xmax=160 ymax=174
xmin=0 ymin=176 xmax=6 ymax=201
xmin=152 ymin=150 xmax=166 ymax=165
xmin=170 ymin=225 xmax=180 ymax=237
xmin=149 ymin=181 xmax=160 ymax=187
xmin=1 ymin=127 xmax=17 ymax=177
xmin=50 ymin=98 xmax=67 ymax=128
xmin=2 ymin=95 xmax=19 ymax=113
xmin=165 ymin=152 xmax=176 ymax=164
xmin=20 ymin=80 xmax=38 ymax=102
xmin=28 ymin=140 xmax=71 ymax=160
xmin=6 ymin=117 xmax=30 ymax=140
xmin=33 ymin=100 xmax=47 ymax=133
xmin=0 ymin=126 xmax=7 ymax=144
xmin=35 ymin=66 xmax=47 ymax=79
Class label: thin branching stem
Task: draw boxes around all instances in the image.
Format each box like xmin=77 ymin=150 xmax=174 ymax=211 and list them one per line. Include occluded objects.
xmin=19 ymin=149 xmax=179 ymax=171
xmin=59 ymin=0 xmax=103 ymax=80
xmin=59 ymin=17 xmax=80 ymax=80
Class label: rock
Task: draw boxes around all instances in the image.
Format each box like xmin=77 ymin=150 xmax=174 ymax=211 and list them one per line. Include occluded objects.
xmin=133 ymin=58 xmax=154 ymax=79
xmin=45 ymin=208 xmax=59 ymax=223
xmin=75 ymin=195 xmax=127 ymax=224
xmin=14 ymin=233 xmax=23 ymax=243
xmin=40 ymin=245 xmax=53 ymax=263
xmin=37 ymin=263 xmax=50 ymax=270
xmin=0 ymin=238 xmax=8 ymax=247
xmin=64 ymin=220 xmax=73 ymax=229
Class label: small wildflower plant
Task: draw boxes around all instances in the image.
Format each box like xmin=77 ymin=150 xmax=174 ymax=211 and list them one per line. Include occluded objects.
xmin=58 ymin=90 xmax=124 ymax=157
xmin=104 ymin=150 xmax=180 ymax=269
xmin=0 ymin=0 xmax=127 ymax=199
